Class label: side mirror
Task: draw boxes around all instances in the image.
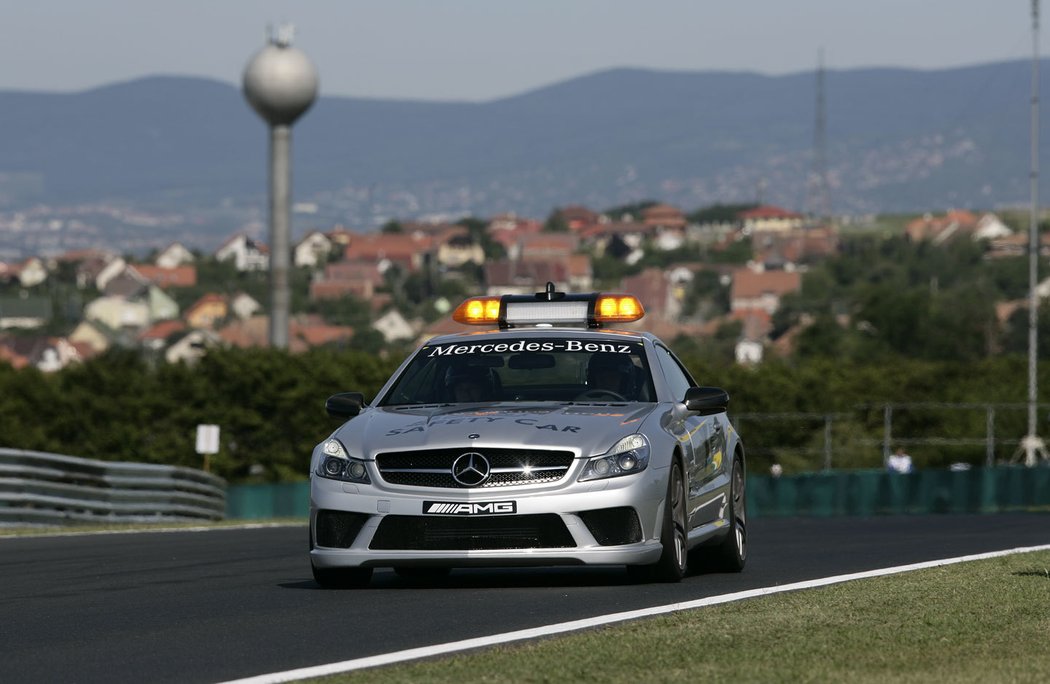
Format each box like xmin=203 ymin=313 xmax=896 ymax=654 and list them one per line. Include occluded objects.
xmin=326 ymin=392 xmax=365 ymax=419
xmin=683 ymin=386 xmax=729 ymax=416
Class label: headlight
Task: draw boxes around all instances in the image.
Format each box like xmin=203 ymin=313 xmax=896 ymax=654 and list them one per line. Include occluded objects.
xmin=579 ymin=434 xmax=650 ymax=482
xmin=316 ymin=439 xmax=371 ymax=484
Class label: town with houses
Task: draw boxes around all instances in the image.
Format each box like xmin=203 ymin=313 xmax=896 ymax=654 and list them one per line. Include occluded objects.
xmin=0 ymin=202 xmax=1025 ymax=372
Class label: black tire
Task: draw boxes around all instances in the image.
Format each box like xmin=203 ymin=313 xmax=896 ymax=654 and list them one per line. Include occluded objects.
xmin=627 ymin=459 xmax=688 ymax=583
xmin=311 ymin=564 xmax=373 ymax=589
xmin=704 ymin=455 xmax=747 ymax=572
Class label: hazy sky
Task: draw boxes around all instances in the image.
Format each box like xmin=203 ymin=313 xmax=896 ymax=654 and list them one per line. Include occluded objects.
xmin=2 ymin=1 xmax=1038 ymax=101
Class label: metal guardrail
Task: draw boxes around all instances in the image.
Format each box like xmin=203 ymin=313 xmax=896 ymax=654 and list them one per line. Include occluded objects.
xmin=0 ymin=448 xmax=227 ymax=526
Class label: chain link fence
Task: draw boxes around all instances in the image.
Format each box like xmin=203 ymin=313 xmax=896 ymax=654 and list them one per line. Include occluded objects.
xmin=733 ymin=402 xmax=1050 ymax=474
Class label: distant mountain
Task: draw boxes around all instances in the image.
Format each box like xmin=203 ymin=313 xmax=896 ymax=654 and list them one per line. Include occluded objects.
xmin=0 ymin=60 xmax=1046 ymax=221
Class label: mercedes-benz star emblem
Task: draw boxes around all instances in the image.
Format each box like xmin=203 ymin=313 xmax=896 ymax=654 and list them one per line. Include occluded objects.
xmin=451 ymin=452 xmax=490 ymax=487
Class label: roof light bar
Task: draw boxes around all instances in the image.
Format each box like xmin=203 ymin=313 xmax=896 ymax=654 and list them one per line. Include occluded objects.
xmin=505 ymin=300 xmax=589 ymax=325
xmin=452 ymin=283 xmax=645 ymax=328
xmin=452 ymin=297 xmax=501 ymax=325
xmin=594 ymin=294 xmax=644 ymax=323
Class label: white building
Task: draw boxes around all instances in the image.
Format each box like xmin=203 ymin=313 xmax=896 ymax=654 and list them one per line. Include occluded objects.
xmin=216 ymin=234 xmax=269 ymax=272
xmin=155 ymin=242 xmax=195 ymax=268
xmin=294 ymin=231 xmax=333 ymax=268
xmin=373 ymin=309 xmax=418 ymax=343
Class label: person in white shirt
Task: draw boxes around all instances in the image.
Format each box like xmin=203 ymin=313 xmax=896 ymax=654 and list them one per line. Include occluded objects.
xmin=887 ymin=446 xmax=914 ymax=473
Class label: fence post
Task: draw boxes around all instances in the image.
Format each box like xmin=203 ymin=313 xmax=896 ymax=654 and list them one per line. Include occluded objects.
xmin=823 ymin=414 xmax=833 ymax=471
xmin=883 ymin=403 xmax=893 ymax=466
xmin=986 ymin=405 xmax=996 ymax=467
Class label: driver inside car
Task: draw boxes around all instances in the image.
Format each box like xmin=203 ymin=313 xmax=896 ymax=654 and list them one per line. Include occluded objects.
xmin=445 ymin=365 xmax=497 ymax=403
xmin=585 ymin=352 xmax=637 ymax=399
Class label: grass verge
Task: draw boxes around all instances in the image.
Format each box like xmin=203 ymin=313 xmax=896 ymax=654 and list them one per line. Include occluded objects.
xmin=313 ymin=550 xmax=1050 ymax=684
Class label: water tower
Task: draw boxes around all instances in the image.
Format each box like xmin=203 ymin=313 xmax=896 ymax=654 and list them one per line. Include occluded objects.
xmin=242 ymin=25 xmax=318 ymax=349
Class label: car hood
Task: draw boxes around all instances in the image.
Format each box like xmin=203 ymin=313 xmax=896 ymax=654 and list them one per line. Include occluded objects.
xmin=332 ymin=403 xmax=660 ymax=459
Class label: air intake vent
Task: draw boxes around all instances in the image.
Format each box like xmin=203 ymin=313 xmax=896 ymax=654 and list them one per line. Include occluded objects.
xmin=369 ymin=514 xmax=576 ymax=550
xmin=579 ymin=507 xmax=643 ymax=546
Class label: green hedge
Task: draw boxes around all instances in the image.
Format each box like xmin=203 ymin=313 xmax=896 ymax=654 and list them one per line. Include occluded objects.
xmin=0 ymin=347 xmax=399 ymax=483
xmin=2 ymin=348 xmax=1049 ymax=484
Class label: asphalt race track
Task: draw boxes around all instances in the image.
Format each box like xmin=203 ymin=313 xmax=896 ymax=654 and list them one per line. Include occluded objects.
xmin=2 ymin=514 xmax=1048 ymax=683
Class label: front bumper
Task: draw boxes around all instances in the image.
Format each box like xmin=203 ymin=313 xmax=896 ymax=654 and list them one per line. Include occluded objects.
xmin=309 ymin=464 xmax=668 ymax=569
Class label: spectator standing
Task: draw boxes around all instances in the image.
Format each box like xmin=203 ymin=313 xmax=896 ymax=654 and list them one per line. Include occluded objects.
xmin=887 ymin=446 xmax=914 ymax=474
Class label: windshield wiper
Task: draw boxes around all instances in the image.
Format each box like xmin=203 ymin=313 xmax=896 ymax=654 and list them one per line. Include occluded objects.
xmin=390 ymin=403 xmax=453 ymax=410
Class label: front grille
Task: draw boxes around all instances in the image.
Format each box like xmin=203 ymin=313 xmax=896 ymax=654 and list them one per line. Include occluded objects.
xmin=376 ymin=448 xmax=574 ymax=489
xmin=579 ymin=507 xmax=643 ymax=546
xmin=315 ymin=510 xmax=369 ymax=548
xmin=369 ymin=514 xmax=576 ymax=550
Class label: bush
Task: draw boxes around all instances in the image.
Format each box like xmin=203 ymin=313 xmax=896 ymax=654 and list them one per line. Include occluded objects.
xmin=0 ymin=347 xmax=401 ymax=483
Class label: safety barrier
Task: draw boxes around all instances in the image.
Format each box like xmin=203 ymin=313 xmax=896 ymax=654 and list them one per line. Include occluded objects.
xmin=224 ymin=466 xmax=1050 ymax=520
xmin=0 ymin=448 xmax=227 ymax=526
xmin=226 ymin=481 xmax=309 ymax=520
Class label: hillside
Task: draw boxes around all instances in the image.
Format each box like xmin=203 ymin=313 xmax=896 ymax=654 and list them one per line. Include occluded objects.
xmin=0 ymin=60 xmax=1045 ymax=221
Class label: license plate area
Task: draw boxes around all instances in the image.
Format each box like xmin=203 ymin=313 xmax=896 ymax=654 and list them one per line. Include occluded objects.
xmin=423 ymin=500 xmax=517 ymax=515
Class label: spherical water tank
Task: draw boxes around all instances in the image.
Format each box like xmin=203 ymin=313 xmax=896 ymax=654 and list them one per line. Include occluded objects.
xmin=242 ymin=37 xmax=318 ymax=127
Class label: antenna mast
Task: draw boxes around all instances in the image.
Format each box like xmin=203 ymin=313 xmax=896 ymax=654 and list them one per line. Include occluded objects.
xmin=809 ymin=49 xmax=831 ymax=224
xmin=1024 ymin=0 xmax=1048 ymax=466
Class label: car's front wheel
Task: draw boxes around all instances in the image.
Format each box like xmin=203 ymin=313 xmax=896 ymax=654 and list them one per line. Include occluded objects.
xmin=627 ymin=459 xmax=687 ymax=583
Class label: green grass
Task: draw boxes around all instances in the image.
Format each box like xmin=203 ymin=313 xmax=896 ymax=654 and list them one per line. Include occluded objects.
xmin=313 ymin=550 xmax=1050 ymax=684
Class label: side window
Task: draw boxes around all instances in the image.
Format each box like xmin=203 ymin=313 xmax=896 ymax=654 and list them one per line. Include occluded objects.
xmin=656 ymin=345 xmax=694 ymax=401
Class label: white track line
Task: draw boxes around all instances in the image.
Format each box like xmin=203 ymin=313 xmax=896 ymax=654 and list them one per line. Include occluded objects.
xmin=220 ymin=543 xmax=1050 ymax=684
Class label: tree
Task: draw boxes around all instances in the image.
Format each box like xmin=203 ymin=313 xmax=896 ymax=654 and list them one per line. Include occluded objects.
xmin=688 ymin=203 xmax=757 ymax=224
xmin=682 ymin=270 xmax=729 ymax=319
xmin=604 ymin=235 xmax=632 ymax=260
xmin=793 ymin=313 xmax=852 ymax=360
xmin=602 ymin=200 xmax=656 ymax=222
xmin=709 ymin=238 xmax=752 ymax=264
xmin=456 ymin=216 xmax=505 ymax=260
xmin=350 ymin=328 xmax=387 ymax=357
xmin=773 ymin=231 xmax=1029 ymax=363
xmin=543 ymin=210 xmax=569 ymax=233
xmin=306 ymin=293 xmax=372 ymax=327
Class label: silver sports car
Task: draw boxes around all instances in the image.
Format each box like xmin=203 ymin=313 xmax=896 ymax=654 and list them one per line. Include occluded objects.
xmin=309 ymin=286 xmax=746 ymax=587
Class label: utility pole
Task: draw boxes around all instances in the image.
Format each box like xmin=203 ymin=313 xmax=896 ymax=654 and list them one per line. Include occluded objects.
xmin=1024 ymin=0 xmax=1049 ymax=467
xmin=809 ymin=48 xmax=831 ymax=224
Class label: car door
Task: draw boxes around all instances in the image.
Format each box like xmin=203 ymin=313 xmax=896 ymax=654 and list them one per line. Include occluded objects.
xmin=654 ymin=345 xmax=719 ymax=529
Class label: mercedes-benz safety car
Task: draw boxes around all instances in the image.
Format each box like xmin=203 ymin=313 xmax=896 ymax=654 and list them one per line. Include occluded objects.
xmin=309 ymin=284 xmax=746 ymax=587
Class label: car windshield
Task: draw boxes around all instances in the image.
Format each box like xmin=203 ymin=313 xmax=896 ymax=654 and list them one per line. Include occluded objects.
xmin=378 ymin=338 xmax=656 ymax=405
